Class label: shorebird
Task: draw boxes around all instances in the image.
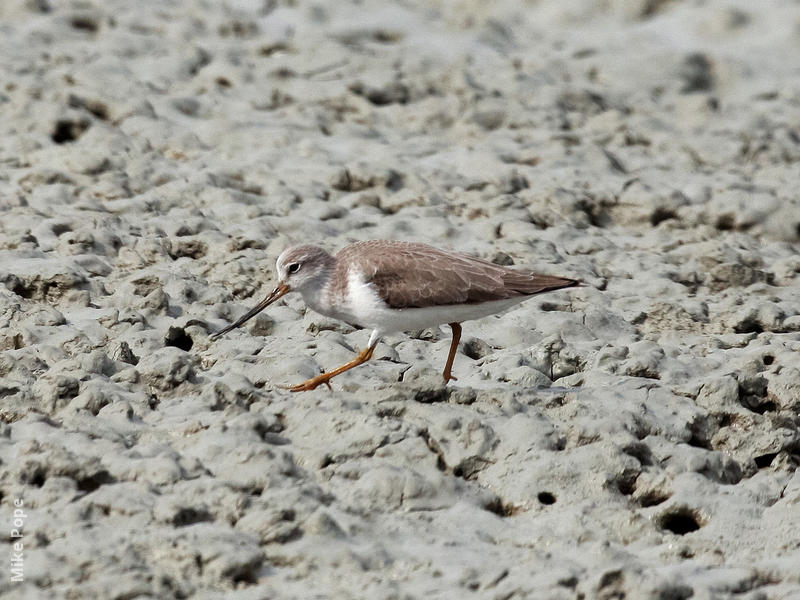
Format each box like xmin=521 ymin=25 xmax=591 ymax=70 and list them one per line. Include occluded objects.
xmin=211 ymin=240 xmax=581 ymax=392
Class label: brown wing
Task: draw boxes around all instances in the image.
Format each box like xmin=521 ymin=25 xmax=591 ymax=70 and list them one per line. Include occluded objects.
xmin=334 ymin=241 xmax=579 ymax=309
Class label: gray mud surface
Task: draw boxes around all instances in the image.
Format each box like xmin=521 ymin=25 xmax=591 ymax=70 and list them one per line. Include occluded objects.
xmin=1 ymin=1 xmax=799 ymax=598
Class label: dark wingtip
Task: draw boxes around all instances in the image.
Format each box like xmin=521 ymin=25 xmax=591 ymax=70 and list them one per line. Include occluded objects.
xmin=552 ymin=277 xmax=584 ymax=291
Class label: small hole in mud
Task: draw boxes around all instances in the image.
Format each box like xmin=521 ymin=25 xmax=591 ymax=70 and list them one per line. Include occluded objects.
xmin=51 ymin=119 xmax=90 ymax=144
xmin=51 ymin=223 xmax=73 ymax=236
xmin=30 ymin=470 xmax=46 ymax=488
xmin=734 ymin=318 xmax=763 ymax=334
xmin=165 ymin=327 xmax=193 ymax=351
xmin=749 ymin=400 xmax=778 ymax=414
xmin=77 ymin=470 xmax=115 ymax=493
xmin=537 ymin=491 xmax=556 ymax=505
xmin=230 ymin=567 xmax=258 ymax=586
xmin=373 ymin=29 xmax=404 ymax=43
xmin=10 ymin=279 xmax=34 ymax=299
xmin=715 ymin=214 xmax=735 ymax=231
xmin=687 ymin=431 xmax=712 ymax=450
xmin=616 ymin=473 xmax=637 ymax=496
xmin=754 ymin=452 xmax=778 ymax=469
xmin=762 ymin=355 xmax=774 ymax=366
xmin=70 ymin=15 xmax=99 ymax=32
xmin=172 ymin=507 xmax=213 ymax=527
xmin=638 ymin=490 xmax=670 ymax=507
xmin=650 ymin=207 xmax=677 ymax=226
xmin=658 ymin=508 xmax=701 ymax=534
xmin=274 ymin=510 xmax=295 ymax=524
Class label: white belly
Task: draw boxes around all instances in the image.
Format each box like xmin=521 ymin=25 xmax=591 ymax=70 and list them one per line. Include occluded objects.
xmin=316 ymin=269 xmax=529 ymax=337
xmin=363 ymin=297 xmax=528 ymax=335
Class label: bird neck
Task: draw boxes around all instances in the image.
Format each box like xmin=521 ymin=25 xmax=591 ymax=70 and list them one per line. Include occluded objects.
xmin=297 ymin=262 xmax=336 ymax=316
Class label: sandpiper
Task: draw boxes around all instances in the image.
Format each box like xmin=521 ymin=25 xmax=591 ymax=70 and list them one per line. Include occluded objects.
xmin=211 ymin=240 xmax=581 ymax=391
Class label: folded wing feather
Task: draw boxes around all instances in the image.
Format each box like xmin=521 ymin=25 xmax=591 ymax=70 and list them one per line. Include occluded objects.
xmin=336 ymin=241 xmax=579 ymax=309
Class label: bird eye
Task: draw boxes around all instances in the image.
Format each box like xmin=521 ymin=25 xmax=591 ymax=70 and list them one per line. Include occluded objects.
xmin=287 ymin=262 xmax=301 ymax=274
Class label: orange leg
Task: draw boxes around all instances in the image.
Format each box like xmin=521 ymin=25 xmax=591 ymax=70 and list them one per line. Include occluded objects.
xmin=442 ymin=322 xmax=462 ymax=383
xmin=286 ymin=343 xmax=377 ymax=392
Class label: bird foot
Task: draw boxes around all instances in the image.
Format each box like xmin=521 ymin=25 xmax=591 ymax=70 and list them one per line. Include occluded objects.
xmin=277 ymin=344 xmax=377 ymax=392
xmin=278 ymin=375 xmax=334 ymax=392
xmin=442 ymin=372 xmax=458 ymax=383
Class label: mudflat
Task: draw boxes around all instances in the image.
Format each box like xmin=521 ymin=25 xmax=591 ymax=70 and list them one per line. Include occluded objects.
xmin=1 ymin=1 xmax=799 ymax=598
